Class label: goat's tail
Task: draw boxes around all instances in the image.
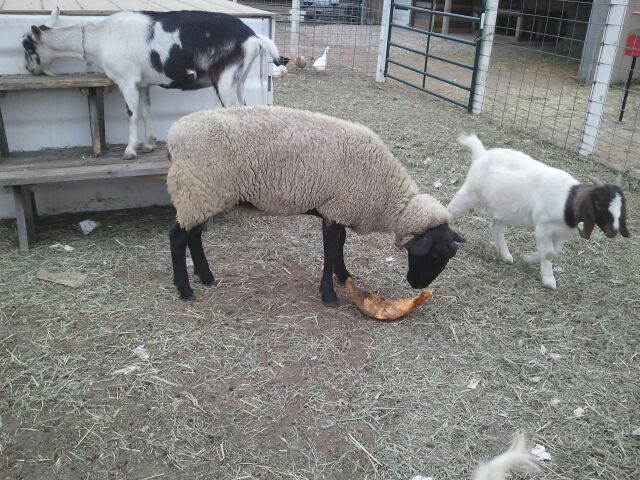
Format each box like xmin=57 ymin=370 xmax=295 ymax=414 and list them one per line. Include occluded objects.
xmin=458 ymin=133 xmax=486 ymax=161
xmin=256 ymin=34 xmax=282 ymax=66
xmin=471 ymin=435 xmax=540 ymax=480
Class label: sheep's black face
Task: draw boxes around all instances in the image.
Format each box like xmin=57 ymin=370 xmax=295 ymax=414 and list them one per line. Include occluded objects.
xmin=405 ymin=224 xmax=465 ymax=289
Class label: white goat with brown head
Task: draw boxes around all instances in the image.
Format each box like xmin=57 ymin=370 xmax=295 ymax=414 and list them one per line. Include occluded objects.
xmin=448 ymin=134 xmax=630 ymax=290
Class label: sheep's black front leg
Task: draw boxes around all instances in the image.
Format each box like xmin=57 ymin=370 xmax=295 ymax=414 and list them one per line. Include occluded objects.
xmin=186 ymin=225 xmax=215 ymax=286
xmin=320 ymin=219 xmax=341 ymax=307
xmin=333 ymin=225 xmax=351 ymax=283
xmin=169 ymin=222 xmax=194 ymax=300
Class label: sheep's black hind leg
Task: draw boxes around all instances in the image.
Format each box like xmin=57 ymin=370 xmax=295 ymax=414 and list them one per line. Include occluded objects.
xmin=320 ymin=219 xmax=340 ymax=307
xmin=169 ymin=222 xmax=194 ymax=300
xmin=187 ymin=225 xmax=215 ymax=286
xmin=334 ymin=225 xmax=352 ymax=283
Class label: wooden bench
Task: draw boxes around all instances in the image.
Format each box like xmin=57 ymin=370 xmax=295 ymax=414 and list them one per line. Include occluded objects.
xmin=0 ymin=146 xmax=169 ymax=251
xmin=0 ymin=73 xmax=167 ymax=252
xmin=0 ymin=73 xmax=114 ymax=157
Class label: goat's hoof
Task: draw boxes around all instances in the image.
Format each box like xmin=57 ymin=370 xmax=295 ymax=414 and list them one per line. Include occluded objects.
xmin=541 ymin=277 xmax=557 ymax=290
xmin=142 ymin=142 xmax=156 ymax=153
xmin=197 ymin=271 xmax=215 ymax=286
xmin=322 ymin=298 xmax=339 ymax=308
xmin=177 ymin=285 xmax=194 ymax=300
xmin=501 ymin=254 xmax=514 ymax=265
xmin=122 ymin=150 xmax=137 ymax=160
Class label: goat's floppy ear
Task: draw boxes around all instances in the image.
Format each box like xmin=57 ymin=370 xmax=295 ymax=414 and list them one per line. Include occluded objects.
xmin=575 ymin=195 xmax=595 ymax=239
xmin=619 ymin=205 xmax=630 ymax=237
xmin=30 ymin=25 xmax=42 ymax=38
xmin=45 ymin=7 xmax=60 ymax=27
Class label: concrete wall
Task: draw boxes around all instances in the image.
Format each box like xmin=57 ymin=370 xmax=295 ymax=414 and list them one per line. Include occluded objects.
xmin=0 ymin=13 xmax=274 ymax=219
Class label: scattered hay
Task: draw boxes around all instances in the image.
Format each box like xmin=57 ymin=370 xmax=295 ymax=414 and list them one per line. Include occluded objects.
xmin=0 ymin=76 xmax=638 ymax=479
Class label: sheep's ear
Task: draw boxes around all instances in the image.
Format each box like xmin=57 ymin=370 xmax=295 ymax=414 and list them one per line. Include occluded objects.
xmin=407 ymin=233 xmax=434 ymax=256
xmin=615 ymin=173 xmax=623 ymax=188
xmin=45 ymin=7 xmax=60 ymax=27
xmin=31 ymin=25 xmax=42 ymax=38
xmin=395 ymin=233 xmax=413 ymax=248
xmin=576 ymin=195 xmax=595 ymax=240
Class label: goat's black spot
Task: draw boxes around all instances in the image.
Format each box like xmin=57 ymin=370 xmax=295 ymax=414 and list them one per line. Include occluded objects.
xmin=22 ymin=35 xmax=37 ymax=53
xmin=39 ymin=24 xmax=50 ymax=31
xmin=125 ymin=104 xmax=132 ymax=117
xmin=147 ymin=21 xmax=156 ymax=42
xmin=149 ymin=50 xmax=163 ymax=73
xmin=142 ymin=11 xmax=256 ymax=91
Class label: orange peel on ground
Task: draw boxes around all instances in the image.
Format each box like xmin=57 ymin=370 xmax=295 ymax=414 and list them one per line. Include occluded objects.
xmin=345 ymin=278 xmax=434 ymax=321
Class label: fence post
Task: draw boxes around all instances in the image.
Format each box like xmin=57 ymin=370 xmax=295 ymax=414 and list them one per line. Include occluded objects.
xmin=376 ymin=0 xmax=392 ymax=82
xmin=470 ymin=0 xmax=498 ymax=114
xmin=290 ymin=0 xmax=301 ymax=56
xmin=579 ymin=0 xmax=629 ymax=157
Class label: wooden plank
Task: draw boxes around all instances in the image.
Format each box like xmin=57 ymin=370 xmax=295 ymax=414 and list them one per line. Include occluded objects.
xmin=0 ymin=159 xmax=170 ymax=185
xmin=2 ymin=0 xmax=43 ymax=12
xmin=0 ymin=104 xmax=9 ymax=157
xmin=12 ymin=185 xmax=35 ymax=251
xmin=109 ymin=0 xmax=169 ymax=12
xmin=87 ymin=88 xmax=102 ymax=155
xmin=0 ymin=74 xmax=114 ymax=91
xmin=0 ymin=145 xmax=168 ymax=171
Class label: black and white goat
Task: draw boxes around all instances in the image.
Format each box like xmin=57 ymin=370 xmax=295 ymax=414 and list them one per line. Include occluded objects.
xmin=22 ymin=8 xmax=281 ymax=159
xmin=448 ymin=134 xmax=630 ymax=290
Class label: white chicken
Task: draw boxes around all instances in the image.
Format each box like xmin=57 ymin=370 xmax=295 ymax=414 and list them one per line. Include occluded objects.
xmin=271 ymin=64 xmax=288 ymax=79
xmin=312 ymin=46 xmax=330 ymax=74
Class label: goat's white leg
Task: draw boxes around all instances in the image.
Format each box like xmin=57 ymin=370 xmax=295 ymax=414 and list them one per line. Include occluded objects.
xmin=534 ymin=224 xmax=557 ymax=290
xmin=447 ymin=187 xmax=478 ymax=218
xmin=491 ymin=220 xmax=513 ymax=264
xmin=118 ymin=82 xmax=141 ymax=160
xmin=138 ymin=86 xmax=156 ymax=153
xmin=215 ymin=67 xmax=242 ymax=107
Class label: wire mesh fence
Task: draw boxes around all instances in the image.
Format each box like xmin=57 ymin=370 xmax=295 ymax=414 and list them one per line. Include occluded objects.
xmin=240 ymin=0 xmax=384 ymax=75
xmin=480 ymin=0 xmax=640 ymax=175
xmin=245 ymin=0 xmax=639 ymax=174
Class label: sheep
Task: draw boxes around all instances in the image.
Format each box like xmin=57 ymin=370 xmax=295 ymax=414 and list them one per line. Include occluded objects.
xmin=166 ymin=106 xmax=465 ymax=302
xmin=448 ymin=134 xmax=630 ymax=290
xmin=22 ymin=8 xmax=281 ymax=160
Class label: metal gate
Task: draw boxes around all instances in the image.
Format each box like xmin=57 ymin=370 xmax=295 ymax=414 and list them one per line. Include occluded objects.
xmin=383 ymin=1 xmax=485 ymax=111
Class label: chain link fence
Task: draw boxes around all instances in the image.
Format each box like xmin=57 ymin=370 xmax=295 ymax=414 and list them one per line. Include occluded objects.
xmin=240 ymin=0 xmax=383 ymax=75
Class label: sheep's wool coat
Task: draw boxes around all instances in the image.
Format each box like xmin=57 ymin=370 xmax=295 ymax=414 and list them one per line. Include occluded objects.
xmin=167 ymin=107 xmax=450 ymax=238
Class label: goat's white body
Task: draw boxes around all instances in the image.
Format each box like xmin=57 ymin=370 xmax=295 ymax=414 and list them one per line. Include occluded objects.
xmin=449 ymin=135 xmax=581 ymax=289
xmin=31 ymin=10 xmax=276 ymax=159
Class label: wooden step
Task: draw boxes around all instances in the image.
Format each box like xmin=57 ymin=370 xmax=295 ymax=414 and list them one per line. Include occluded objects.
xmin=0 ymin=145 xmax=169 ymax=186
xmin=0 ymin=73 xmax=114 ymax=91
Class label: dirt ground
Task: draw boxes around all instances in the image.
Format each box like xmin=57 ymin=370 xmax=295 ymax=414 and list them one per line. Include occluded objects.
xmin=1 ymin=75 xmax=639 ymax=480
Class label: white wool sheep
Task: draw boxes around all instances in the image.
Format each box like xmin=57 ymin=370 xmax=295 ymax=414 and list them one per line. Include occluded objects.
xmin=166 ymin=106 xmax=464 ymax=302
xmin=448 ymin=134 xmax=629 ymax=289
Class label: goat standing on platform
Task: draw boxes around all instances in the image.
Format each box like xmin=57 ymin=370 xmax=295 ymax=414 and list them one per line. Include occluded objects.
xmin=22 ymin=7 xmax=281 ymax=159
